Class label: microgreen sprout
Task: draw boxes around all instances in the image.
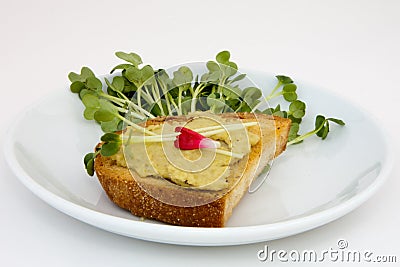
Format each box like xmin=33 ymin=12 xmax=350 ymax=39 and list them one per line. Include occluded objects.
xmin=261 ymin=74 xmax=345 ymax=144
xmin=84 ymin=133 xmax=122 ymax=176
xmin=71 ymin=50 xmax=345 ymax=176
xmin=287 ymin=115 xmax=345 ymax=145
xmin=265 ymin=75 xmax=294 ymax=101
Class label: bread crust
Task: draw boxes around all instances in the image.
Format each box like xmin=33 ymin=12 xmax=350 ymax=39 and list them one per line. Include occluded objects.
xmin=94 ymin=113 xmax=291 ymax=227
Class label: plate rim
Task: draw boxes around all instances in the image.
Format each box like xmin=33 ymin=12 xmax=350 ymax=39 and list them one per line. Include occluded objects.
xmin=3 ymin=71 xmax=395 ymax=246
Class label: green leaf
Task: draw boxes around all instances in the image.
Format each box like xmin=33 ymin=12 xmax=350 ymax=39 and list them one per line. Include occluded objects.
xmin=84 ymin=153 xmax=95 ymax=166
xmin=99 ymin=98 xmax=118 ymax=111
xmin=87 ymin=160 xmax=95 ymax=176
xmin=216 ymin=51 xmax=230 ymax=64
xmin=94 ymin=99 xmax=118 ymax=122
xmin=180 ymin=66 xmax=193 ymax=80
xmin=86 ymin=76 xmax=102 ymax=91
xmin=288 ymin=115 xmax=302 ymax=124
xmin=321 ymin=121 xmax=330 ymax=140
xmin=80 ymin=67 xmax=95 ymax=80
xmin=288 ymin=113 xmax=345 ymax=145
xmin=83 ymin=108 xmax=98 ymax=120
xmin=180 ymin=96 xmax=192 ymax=114
xmin=225 ymin=98 xmax=240 ymax=111
xmin=94 ymin=109 xmax=115 ymax=122
xmin=156 ymin=69 xmax=171 ymax=86
xmin=201 ymin=71 xmax=220 ymax=83
xmin=79 ymin=89 xmax=92 ymax=99
xmin=105 ymin=76 xmax=125 ymax=93
xmin=100 ymin=142 xmax=121 ymax=157
xmin=70 ymin=81 xmax=85 ymax=93
xmin=150 ymin=103 xmax=164 ymax=116
xmin=327 ymin=118 xmax=345 ymax=126
xmin=101 ymin=133 xmax=121 ymax=142
xmin=83 ymin=153 xmax=95 ymax=176
xmin=288 ymin=123 xmax=300 ymax=141
xmin=68 ymin=72 xmax=81 ymax=82
xmin=69 ymin=67 xmax=95 ymax=83
xmin=283 ymin=91 xmax=297 ymax=102
xmin=315 ymin=115 xmax=326 ymax=128
xmin=222 ymin=85 xmax=241 ymax=99
xmin=289 ymin=122 xmax=299 ymax=134
xmin=242 ymin=87 xmax=262 ymax=102
xmin=104 ymin=78 xmax=114 ymax=92
xmin=123 ymin=82 xmax=137 ymax=94
xmin=238 ymin=102 xmax=252 ymax=112
xmin=110 ymin=63 xmax=133 ymax=74
xmin=292 ymin=110 xmax=305 ymax=119
xmin=262 ymin=108 xmax=273 ymax=115
xmin=100 ymin=118 xmax=123 ymax=133
xmin=315 ymin=115 xmax=326 ymax=137
xmin=115 ymin=51 xmax=142 ymax=67
xmin=263 ymin=104 xmax=288 ymax=117
xmin=221 ymin=62 xmax=237 ymax=77
xmin=289 ymin=100 xmax=306 ymax=113
xmin=229 ymin=73 xmax=246 ymax=84
xmin=140 ymin=65 xmax=155 ymax=83
xmin=207 ymin=93 xmax=225 ymax=113
xmin=274 ymin=110 xmax=288 ymax=118
xmin=68 ymin=67 xmax=95 ymax=82
xmin=85 ymin=158 xmax=95 ymax=176
xmin=124 ymin=66 xmax=141 ymax=83
xmin=276 ymin=75 xmax=293 ymax=84
xmin=82 ymin=94 xmax=100 ymax=108
xmin=249 ymin=99 xmax=261 ymax=109
xmin=226 ymin=61 xmax=238 ymax=71
xmin=173 ymin=66 xmax=193 ymax=86
xmin=112 ymin=76 xmax=125 ymax=91
xmin=206 ymin=61 xmax=221 ymax=72
xmin=125 ymin=65 xmax=155 ymax=87
xmin=289 ymin=100 xmax=306 ymax=119
xmin=81 ymin=95 xmax=100 ymax=119
xmin=283 ymin=84 xmax=297 ymax=92
xmin=197 ymin=94 xmax=210 ymax=110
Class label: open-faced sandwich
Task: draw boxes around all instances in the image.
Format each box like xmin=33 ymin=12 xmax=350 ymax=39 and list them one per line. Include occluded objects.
xmin=70 ymin=51 xmax=344 ymax=227
xmin=95 ymin=112 xmax=290 ymax=227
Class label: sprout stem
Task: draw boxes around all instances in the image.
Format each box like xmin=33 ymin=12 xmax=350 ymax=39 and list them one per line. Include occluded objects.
xmin=123 ymin=136 xmax=177 ymax=143
xmin=287 ymin=120 xmax=326 ymax=145
xmin=177 ymin=87 xmax=183 ymax=115
xmin=159 ymin=80 xmax=172 ymax=115
xmin=190 ymin=83 xmax=205 ymax=112
xmin=203 ymin=148 xmax=244 ymax=159
xmin=266 ymin=81 xmax=282 ymax=100
xmin=116 ymin=114 xmax=157 ymax=136
xmin=100 ymin=92 xmax=155 ymax=118
xmin=194 ymin=121 xmax=258 ymax=133
xmin=151 ymin=82 xmax=165 ymax=116
xmin=265 ymin=90 xmax=284 ymax=101
xmin=168 ymin=94 xmax=179 ymax=115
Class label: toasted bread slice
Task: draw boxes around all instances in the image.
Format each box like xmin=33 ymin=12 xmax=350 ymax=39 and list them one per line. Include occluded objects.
xmin=94 ymin=112 xmax=291 ymax=227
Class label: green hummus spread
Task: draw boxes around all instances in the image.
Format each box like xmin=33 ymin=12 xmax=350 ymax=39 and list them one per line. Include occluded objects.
xmin=110 ymin=114 xmax=260 ymax=190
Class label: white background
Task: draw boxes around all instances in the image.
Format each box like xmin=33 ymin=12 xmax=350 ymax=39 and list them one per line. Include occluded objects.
xmin=1 ymin=0 xmax=399 ymax=266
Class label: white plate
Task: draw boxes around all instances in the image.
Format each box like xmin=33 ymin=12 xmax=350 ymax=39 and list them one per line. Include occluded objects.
xmin=4 ymin=69 xmax=393 ymax=246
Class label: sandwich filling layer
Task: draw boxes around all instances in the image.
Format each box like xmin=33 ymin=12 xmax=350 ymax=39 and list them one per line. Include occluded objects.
xmin=109 ymin=113 xmax=260 ymax=191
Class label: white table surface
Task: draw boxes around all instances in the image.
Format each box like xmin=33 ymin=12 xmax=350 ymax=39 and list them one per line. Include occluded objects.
xmin=1 ymin=0 xmax=399 ymax=266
